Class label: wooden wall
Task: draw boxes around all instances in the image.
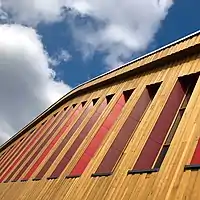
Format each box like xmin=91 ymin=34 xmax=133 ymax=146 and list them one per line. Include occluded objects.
xmin=0 ymin=33 xmax=200 ymax=199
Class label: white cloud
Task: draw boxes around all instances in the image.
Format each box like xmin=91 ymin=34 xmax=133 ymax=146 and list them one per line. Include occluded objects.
xmin=0 ymin=0 xmax=173 ymax=67
xmin=0 ymin=0 xmax=174 ymax=143
xmin=0 ymin=24 xmax=71 ymax=144
xmin=0 ymin=0 xmax=65 ymax=25
xmin=67 ymin=0 xmax=173 ymax=67
xmin=49 ymin=49 xmax=71 ymax=67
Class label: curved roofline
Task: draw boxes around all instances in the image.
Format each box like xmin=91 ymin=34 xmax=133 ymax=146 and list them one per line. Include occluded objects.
xmin=0 ymin=29 xmax=200 ymax=151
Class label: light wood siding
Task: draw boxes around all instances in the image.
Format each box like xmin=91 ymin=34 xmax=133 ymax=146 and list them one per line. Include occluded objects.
xmin=1 ymin=32 xmax=200 ymax=199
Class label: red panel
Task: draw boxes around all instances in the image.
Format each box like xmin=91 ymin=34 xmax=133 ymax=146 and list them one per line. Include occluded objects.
xmin=132 ymin=81 xmax=185 ymax=170
xmin=0 ymin=150 xmax=10 ymax=163
xmin=117 ymin=95 xmax=126 ymax=106
xmin=70 ymin=154 xmax=91 ymax=176
xmin=0 ymin=114 xmax=56 ymax=183
xmin=133 ymin=139 xmax=161 ymax=170
xmin=96 ymin=148 xmax=122 ymax=173
xmin=94 ymin=87 xmax=153 ymax=175
xmin=21 ymin=107 xmax=74 ymax=181
xmin=0 ymin=131 xmax=33 ymax=176
xmin=33 ymin=102 xmax=92 ymax=180
xmin=11 ymin=108 xmax=72 ymax=182
xmin=48 ymin=99 xmax=107 ymax=179
xmin=0 ymin=152 xmax=8 ymax=165
xmin=0 ymin=136 xmax=26 ymax=171
xmin=0 ymin=141 xmax=20 ymax=172
xmin=191 ymin=139 xmax=200 ymax=164
xmin=84 ymin=126 xmax=109 ymax=157
xmin=68 ymin=95 xmax=126 ymax=177
xmin=130 ymin=89 xmax=151 ymax=121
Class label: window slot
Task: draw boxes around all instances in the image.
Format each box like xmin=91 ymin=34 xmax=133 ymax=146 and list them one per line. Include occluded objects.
xmin=123 ymin=89 xmax=134 ymax=102
xmin=106 ymin=94 xmax=114 ymax=104
xmin=92 ymin=98 xmax=99 ymax=105
xmin=81 ymin=101 xmax=87 ymax=107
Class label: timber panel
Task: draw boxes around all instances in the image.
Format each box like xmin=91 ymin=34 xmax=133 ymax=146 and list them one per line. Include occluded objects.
xmin=1 ymin=32 xmax=200 ymax=200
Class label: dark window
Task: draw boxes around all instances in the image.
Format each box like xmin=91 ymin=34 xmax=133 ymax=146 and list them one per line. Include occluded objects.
xmin=67 ymin=92 xmax=130 ymax=178
xmin=92 ymin=98 xmax=99 ymax=105
xmin=1 ymin=112 xmax=63 ymax=183
xmin=72 ymin=103 xmax=77 ymax=108
xmin=53 ymin=112 xmax=59 ymax=117
xmin=123 ymin=89 xmax=134 ymax=102
xmin=48 ymin=97 xmax=109 ymax=179
xmin=153 ymin=74 xmax=198 ymax=169
xmin=64 ymin=106 xmax=68 ymax=111
xmin=41 ymin=120 xmax=47 ymax=125
xmin=33 ymin=102 xmax=92 ymax=180
xmin=92 ymin=84 xmax=160 ymax=177
xmin=128 ymin=74 xmax=198 ymax=175
xmin=106 ymin=94 xmax=114 ymax=104
xmin=81 ymin=101 xmax=87 ymax=107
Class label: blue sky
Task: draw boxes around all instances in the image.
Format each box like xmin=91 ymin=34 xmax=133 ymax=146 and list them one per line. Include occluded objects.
xmin=0 ymin=0 xmax=199 ymax=143
xmin=38 ymin=0 xmax=200 ymax=88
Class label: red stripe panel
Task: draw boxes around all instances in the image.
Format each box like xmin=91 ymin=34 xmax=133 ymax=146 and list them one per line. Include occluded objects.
xmin=0 ymin=131 xmax=33 ymax=176
xmin=0 ymin=140 xmax=21 ymax=170
xmin=191 ymin=139 xmax=200 ymax=164
xmin=69 ymin=95 xmax=126 ymax=177
xmin=132 ymin=81 xmax=185 ymax=170
xmin=21 ymin=107 xmax=74 ymax=181
xmin=33 ymin=102 xmax=93 ymax=180
xmin=0 ymin=142 xmax=19 ymax=166
xmin=94 ymin=88 xmax=152 ymax=174
xmin=1 ymin=111 xmax=62 ymax=183
xmin=49 ymin=99 xmax=108 ymax=179
xmin=11 ymin=109 xmax=72 ymax=182
xmin=0 ymin=116 xmax=55 ymax=183
xmin=0 ymin=152 xmax=8 ymax=163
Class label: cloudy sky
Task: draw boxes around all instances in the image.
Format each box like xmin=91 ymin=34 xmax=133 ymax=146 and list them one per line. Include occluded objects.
xmin=0 ymin=0 xmax=199 ymax=144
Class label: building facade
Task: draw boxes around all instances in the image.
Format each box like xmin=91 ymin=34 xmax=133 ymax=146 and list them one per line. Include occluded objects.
xmin=0 ymin=31 xmax=200 ymax=199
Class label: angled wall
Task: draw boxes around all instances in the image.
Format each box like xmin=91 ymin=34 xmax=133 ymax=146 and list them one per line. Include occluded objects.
xmin=0 ymin=31 xmax=200 ymax=199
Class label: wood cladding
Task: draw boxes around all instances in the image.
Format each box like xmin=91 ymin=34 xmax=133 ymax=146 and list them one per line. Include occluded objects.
xmin=1 ymin=33 xmax=200 ymax=200
xmin=68 ymin=93 xmax=128 ymax=178
xmin=93 ymin=84 xmax=159 ymax=176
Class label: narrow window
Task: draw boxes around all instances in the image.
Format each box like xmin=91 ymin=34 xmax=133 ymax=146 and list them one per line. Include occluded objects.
xmin=92 ymin=98 xmax=99 ymax=105
xmin=66 ymin=90 xmax=133 ymax=178
xmin=106 ymin=94 xmax=114 ymax=104
xmin=128 ymin=74 xmax=198 ymax=175
xmin=1 ymin=112 xmax=63 ymax=183
xmin=20 ymin=107 xmax=74 ymax=181
xmin=41 ymin=120 xmax=47 ymax=125
xmin=33 ymin=100 xmax=94 ymax=181
xmin=30 ymin=128 xmax=36 ymax=134
xmin=53 ymin=112 xmax=59 ymax=117
xmin=72 ymin=103 xmax=77 ymax=108
xmin=81 ymin=101 xmax=87 ymax=107
xmin=47 ymin=95 xmax=113 ymax=179
xmin=64 ymin=106 xmax=68 ymax=111
xmin=91 ymin=83 xmax=160 ymax=177
xmin=9 ymin=110 xmax=68 ymax=182
xmin=0 ymin=144 xmax=16 ymax=170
